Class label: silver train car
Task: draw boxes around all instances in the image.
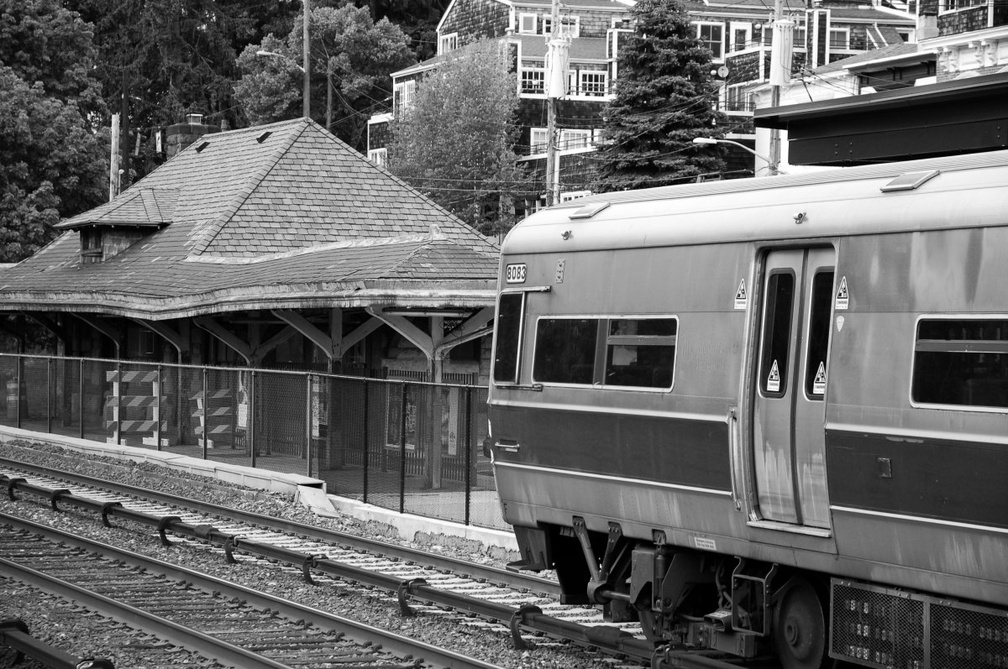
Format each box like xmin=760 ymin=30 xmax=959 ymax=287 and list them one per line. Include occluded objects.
xmin=487 ymin=151 xmax=1008 ymax=669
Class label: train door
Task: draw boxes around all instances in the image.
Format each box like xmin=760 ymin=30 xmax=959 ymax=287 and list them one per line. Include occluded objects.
xmin=752 ymin=248 xmax=834 ymax=528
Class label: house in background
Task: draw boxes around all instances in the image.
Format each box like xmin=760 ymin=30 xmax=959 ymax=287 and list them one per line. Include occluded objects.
xmin=368 ymin=0 xmax=917 ymax=197
xmin=754 ymin=0 xmax=1008 ymax=167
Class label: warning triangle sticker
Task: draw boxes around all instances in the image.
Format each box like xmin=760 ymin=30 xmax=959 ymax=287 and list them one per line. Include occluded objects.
xmin=835 ymin=276 xmax=849 ymax=310
xmin=812 ymin=362 xmax=826 ymax=395
xmin=767 ymin=360 xmax=781 ymax=392
xmin=734 ymin=279 xmax=747 ymax=310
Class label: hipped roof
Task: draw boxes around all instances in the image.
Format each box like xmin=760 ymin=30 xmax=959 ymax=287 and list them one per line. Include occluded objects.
xmin=0 ymin=118 xmax=499 ymax=319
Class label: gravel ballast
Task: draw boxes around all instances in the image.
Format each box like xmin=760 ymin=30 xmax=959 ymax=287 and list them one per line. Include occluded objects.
xmin=0 ymin=439 xmax=635 ymax=669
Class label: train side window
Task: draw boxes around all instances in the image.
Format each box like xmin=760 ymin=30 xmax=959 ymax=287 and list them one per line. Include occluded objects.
xmin=804 ymin=271 xmax=834 ymax=398
xmin=493 ymin=292 xmax=525 ymax=384
xmin=532 ymin=317 xmax=599 ymax=385
xmin=604 ymin=317 xmax=677 ymax=389
xmin=912 ymin=319 xmax=1008 ymax=409
xmin=760 ymin=271 xmax=795 ymax=397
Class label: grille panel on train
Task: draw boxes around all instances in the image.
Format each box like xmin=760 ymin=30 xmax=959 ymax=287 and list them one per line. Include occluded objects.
xmin=831 ymin=580 xmax=1008 ymax=669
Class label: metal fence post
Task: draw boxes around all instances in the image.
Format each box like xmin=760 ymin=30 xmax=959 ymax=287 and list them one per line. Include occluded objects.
xmin=78 ymin=358 xmax=84 ymax=439
xmin=306 ymin=373 xmax=313 ymax=478
xmin=155 ymin=364 xmax=162 ymax=451
xmin=399 ymin=381 xmax=407 ymax=515
xmin=46 ymin=357 xmax=52 ymax=434
xmin=201 ymin=367 xmax=208 ymax=459
xmin=249 ymin=369 xmax=257 ymax=468
xmin=115 ymin=361 xmax=122 ymax=446
xmin=15 ymin=355 xmax=22 ymax=430
xmin=362 ymin=378 xmax=369 ymax=504
xmin=464 ymin=386 xmax=473 ymax=527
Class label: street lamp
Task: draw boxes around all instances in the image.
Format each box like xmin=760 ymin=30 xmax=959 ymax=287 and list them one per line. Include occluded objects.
xmin=692 ymin=136 xmax=782 ymax=176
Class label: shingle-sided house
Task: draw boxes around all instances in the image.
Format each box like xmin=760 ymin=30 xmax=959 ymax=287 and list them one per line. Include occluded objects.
xmin=0 ymin=117 xmax=499 ymax=385
xmin=367 ymin=0 xmax=916 ymax=195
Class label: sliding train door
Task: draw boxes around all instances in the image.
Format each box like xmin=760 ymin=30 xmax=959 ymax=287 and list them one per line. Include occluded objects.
xmin=752 ymin=248 xmax=834 ymax=528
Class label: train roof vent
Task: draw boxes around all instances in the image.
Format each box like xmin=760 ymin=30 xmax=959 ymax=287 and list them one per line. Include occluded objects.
xmin=880 ymin=169 xmax=940 ymax=193
xmin=569 ymin=201 xmax=610 ymax=219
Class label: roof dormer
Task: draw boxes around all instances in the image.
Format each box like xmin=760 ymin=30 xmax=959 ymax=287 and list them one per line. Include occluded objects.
xmin=54 ymin=188 xmax=178 ymax=264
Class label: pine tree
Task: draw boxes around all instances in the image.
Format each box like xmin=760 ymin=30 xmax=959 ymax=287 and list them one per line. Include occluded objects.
xmin=596 ymin=0 xmax=726 ymax=191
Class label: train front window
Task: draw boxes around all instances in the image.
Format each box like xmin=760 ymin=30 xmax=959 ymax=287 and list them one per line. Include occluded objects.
xmin=912 ymin=319 xmax=1008 ymax=409
xmin=604 ymin=318 xmax=677 ymax=389
xmin=493 ymin=292 xmax=525 ymax=384
xmin=533 ymin=317 xmax=599 ymax=385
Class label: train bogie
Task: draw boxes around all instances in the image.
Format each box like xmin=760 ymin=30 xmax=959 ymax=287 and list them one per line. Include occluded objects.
xmin=488 ymin=153 xmax=1008 ymax=668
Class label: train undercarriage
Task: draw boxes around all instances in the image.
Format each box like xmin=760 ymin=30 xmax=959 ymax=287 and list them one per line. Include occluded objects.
xmin=512 ymin=520 xmax=831 ymax=669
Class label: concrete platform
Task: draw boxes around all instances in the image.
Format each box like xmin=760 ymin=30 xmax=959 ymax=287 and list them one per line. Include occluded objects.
xmin=0 ymin=425 xmax=517 ymax=552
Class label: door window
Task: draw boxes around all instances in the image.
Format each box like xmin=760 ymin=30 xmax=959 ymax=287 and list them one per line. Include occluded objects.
xmin=804 ymin=271 xmax=834 ymax=398
xmin=760 ymin=271 xmax=795 ymax=396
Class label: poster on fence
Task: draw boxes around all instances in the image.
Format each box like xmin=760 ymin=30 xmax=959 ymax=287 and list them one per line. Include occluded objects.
xmin=441 ymin=387 xmax=458 ymax=456
xmin=385 ymin=384 xmax=417 ymax=450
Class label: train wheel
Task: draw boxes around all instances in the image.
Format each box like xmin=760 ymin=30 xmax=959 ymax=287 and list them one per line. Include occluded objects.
xmin=772 ymin=576 xmax=826 ymax=669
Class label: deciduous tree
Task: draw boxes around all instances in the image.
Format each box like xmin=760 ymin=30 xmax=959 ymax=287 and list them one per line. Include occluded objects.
xmin=0 ymin=0 xmax=108 ymax=262
xmin=596 ymin=0 xmax=726 ymax=191
xmin=387 ymin=43 xmax=526 ymax=236
xmin=234 ymin=4 xmax=414 ymax=151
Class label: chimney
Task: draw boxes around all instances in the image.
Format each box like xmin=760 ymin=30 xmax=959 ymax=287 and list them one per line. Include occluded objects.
xmin=165 ymin=112 xmax=220 ymax=159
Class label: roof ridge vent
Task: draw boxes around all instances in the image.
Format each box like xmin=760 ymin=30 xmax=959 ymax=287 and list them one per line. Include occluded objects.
xmin=569 ymin=201 xmax=610 ymax=219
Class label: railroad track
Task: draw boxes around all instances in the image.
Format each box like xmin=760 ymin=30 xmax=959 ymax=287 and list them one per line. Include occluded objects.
xmin=0 ymin=456 xmax=769 ymax=669
xmin=0 ymin=512 xmax=499 ymax=669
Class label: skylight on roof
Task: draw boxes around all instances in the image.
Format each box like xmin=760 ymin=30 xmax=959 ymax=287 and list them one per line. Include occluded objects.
xmin=257 ymin=131 xmax=272 ymax=143
xmin=880 ymin=169 xmax=940 ymax=192
xmin=195 ymin=141 xmax=210 ymax=153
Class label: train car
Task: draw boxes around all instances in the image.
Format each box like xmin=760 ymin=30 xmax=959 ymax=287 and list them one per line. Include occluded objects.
xmin=486 ymin=150 xmax=1008 ymax=669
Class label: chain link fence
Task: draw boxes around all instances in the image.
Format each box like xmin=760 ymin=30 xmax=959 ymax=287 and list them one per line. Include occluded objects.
xmin=0 ymin=353 xmax=505 ymax=531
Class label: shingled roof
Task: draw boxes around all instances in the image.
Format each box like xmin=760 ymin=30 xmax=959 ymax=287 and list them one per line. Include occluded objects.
xmin=0 ymin=118 xmax=499 ymax=319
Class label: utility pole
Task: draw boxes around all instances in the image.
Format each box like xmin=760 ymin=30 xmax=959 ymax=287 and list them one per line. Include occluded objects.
xmin=109 ymin=113 xmax=120 ymax=200
xmin=545 ymin=0 xmax=567 ymax=205
xmin=303 ymin=0 xmax=311 ymax=119
xmin=767 ymin=0 xmax=791 ymax=176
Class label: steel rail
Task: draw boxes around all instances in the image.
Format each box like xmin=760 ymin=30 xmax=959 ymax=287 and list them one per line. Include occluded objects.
xmin=0 ymin=456 xmax=558 ymax=596
xmin=0 ymin=512 xmax=502 ymax=669
xmin=0 ymin=619 xmax=113 ymax=669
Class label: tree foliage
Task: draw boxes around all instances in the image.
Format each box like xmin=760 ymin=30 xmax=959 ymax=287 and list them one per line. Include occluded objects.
xmin=597 ymin=0 xmax=726 ymax=191
xmin=387 ymin=43 xmax=525 ymax=236
xmin=0 ymin=0 xmax=108 ymax=262
xmin=234 ymin=4 xmax=414 ymax=151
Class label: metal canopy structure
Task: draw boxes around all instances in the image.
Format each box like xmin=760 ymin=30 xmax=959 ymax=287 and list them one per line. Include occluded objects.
xmin=754 ymin=71 xmax=1008 ymax=166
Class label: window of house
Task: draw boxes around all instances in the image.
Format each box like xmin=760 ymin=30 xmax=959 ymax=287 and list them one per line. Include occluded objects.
xmin=731 ymin=22 xmax=752 ymax=52
xmin=604 ymin=318 xmax=677 ymax=389
xmin=439 ymin=32 xmax=458 ymax=54
xmin=519 ymin=13 xmax=537 ymax=33
xmin=912 ymin=319 xmax=1008 ymax=409
xmin=560 ymin=190 xmax=591 ymax=202
xmin=829 ymin=27 xmax=850 ymax=50
xmin=367 ymin=148 xmax=387 ymax=167
xmin=578 ymin=70 xmax=608 ymax=96
xmin=393 ymin=80 xmax=416 ymax=116
xmin=759 ymin=271 xmax=795 ymax=396
xmin=533 ymin=317 xmax=599 ymax=385
xmin=529 ymin=127 xmax=548 ymax=154
xmin=521 ymin=68 xmax=546 ymax=94
xmin=493 ymin=293 xmax=526 ymax=384
xmin=542 ymin=15 xmax=580 ymax=37
xmin=697 ymin=23 xmax=725 ymax=60
xmin=943 ymin=0 xmax=984 ymax=10
xmin=725 ymin=85 xmax=754 ymax=112
xmin=560 ymin=129 xmax=591 ymax=151
xmin=793 ymin=23 xmax=807 ymax=49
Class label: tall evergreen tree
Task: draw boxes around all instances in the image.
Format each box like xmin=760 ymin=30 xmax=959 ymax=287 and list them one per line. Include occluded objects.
xmin=596 ymin=0 xmax=726 ymax=191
